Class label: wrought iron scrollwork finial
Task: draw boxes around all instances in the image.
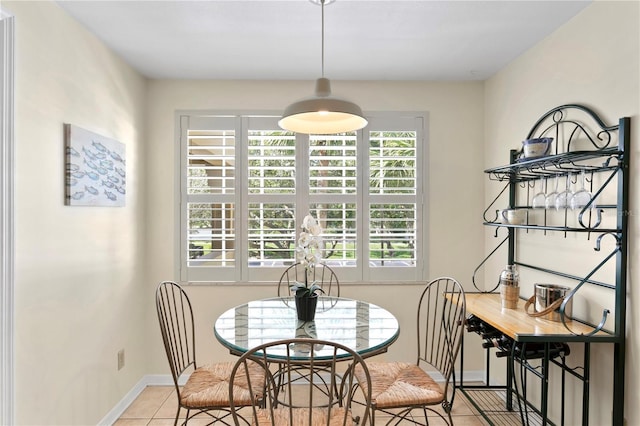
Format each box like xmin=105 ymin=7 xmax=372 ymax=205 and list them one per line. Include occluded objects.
xmin=594 ymin=232 xmax=622 ymax=251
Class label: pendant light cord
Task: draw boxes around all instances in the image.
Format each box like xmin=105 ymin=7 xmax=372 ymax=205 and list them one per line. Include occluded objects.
xmin=321 ymin=0 xmax=325 ymax=78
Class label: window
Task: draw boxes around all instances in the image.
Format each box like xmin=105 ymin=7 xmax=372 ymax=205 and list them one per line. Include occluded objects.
xmin=179 ymin=113 xmax=426 ymax=283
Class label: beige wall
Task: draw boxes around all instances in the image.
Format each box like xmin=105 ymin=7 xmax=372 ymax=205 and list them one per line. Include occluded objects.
xmin=7 ymin=1 xmax=148 ymax=424
xmin=144 ymin=79 xmax=486 ymax=372
xmin=485 ymin=1 xmax=639 ymax=425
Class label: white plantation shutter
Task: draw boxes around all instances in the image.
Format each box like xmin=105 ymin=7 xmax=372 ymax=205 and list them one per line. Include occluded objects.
xmin=248 ymin=130 xmax=296 ymax=194
xmin=367 ymin=129 xmax=418 ymax=276
xmin=361 ymin=118 xmax=423 ymax=282
xmin=179 ymin=113 xmax=426 ymax=283
xmin=245 ymin=118 xmax=299 ymax=281
xmin=181 ymin=116 xmax=239 ymax=281
xmin=369 ymin=131 xmax=417 ymax=195
xmin=309 ymin=134 xmax=357 ymax=194
xmin=369 ymin=203 xmax=416 ymax=266
xmin=308 ymin=134 xmax=359 ymax=271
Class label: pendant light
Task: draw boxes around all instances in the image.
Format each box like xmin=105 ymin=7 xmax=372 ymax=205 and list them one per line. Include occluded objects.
xmin=278 ymin=0 xmax=367 ymax=135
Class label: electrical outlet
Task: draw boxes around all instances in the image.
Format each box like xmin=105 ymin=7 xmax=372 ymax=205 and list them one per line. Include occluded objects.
xmin=117 ymin=349 xmax=125 ymax=370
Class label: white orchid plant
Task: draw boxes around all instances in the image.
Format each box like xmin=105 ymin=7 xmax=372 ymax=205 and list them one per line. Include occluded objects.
xmin=290 ymin=214 xmax=324 ymax=298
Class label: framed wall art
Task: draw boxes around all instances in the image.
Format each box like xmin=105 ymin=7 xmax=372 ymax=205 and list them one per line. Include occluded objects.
xmin=65 ymin=124 xmax=126 ymax=206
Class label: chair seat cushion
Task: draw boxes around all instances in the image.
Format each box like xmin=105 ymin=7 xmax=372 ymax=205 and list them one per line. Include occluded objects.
xmin=254 ymin=407 xmax=356 ymax=426
xmin=181 ymin=361 xmax=264 ymax=408
xmin=355 ymin=362 xmax=444 ymax=409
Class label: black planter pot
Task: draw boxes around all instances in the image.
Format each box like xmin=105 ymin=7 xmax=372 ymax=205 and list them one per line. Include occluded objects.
xmin=295 ymin=294 xmax=318 ymax=321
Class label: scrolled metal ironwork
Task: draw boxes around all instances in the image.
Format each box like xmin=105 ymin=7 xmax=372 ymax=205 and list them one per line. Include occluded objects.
xmin=555 ymin=232 xmax=620 ymax=336
xmin=471 ymin=232 xmax=509 ymax=293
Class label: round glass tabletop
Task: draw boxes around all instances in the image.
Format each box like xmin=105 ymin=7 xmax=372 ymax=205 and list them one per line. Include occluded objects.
xmin=214 ymin=296 xmax=400 ymax=360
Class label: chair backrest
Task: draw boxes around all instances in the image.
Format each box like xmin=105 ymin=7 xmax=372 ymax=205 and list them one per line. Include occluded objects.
xmin=229 ymin=338 xmax=372 ymax=426
xmin=277 ymin=262 xmax=340 ymax=297
xmin=156 ymin=281 xmax=197 ymax=387
xmin=416 ymin=277 xmax=466 ymax=397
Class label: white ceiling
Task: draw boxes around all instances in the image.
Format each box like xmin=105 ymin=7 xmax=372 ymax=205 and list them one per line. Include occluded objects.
xmin=55 ymin=0 xmax=591 ymax=81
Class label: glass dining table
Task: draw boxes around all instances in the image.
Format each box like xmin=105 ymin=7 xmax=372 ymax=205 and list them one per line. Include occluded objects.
xmin=214 ymin=296 xmax=400 ymax=361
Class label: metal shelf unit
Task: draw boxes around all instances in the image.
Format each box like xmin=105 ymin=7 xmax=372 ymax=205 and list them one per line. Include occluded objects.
xmin=465 ymin=104 xmax=630 ymax=426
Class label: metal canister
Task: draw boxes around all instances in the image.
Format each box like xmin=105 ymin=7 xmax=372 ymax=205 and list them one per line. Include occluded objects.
xmin=499 ymin=264 xmax=520 ymax=287
xmin=535 ymin=284 xmax=572 ymax=322
xmin=499 ymin=265 xmax=519 ymax=309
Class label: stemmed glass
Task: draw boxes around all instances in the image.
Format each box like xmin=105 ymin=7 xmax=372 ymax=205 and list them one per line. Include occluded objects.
xmin=570 ymin=169 xmax=593 ymax=210
xmin=545 ymin=175 xmax=560 ymax=209
xmin=531 ymin=178 xmax=547 ymax=209
xmin=555 ymin=174 xmax=574 ymax=210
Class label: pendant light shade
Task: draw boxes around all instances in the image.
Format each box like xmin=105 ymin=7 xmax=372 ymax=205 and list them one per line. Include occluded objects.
xmin=279 ymin=0 xmax=367 ymax=135
xmin=279 ymin=78 xmax=367 ymax=135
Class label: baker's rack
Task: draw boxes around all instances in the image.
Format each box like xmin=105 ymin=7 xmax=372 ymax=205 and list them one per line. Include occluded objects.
xmin=468 ymin=104 xmax=629 ymax=425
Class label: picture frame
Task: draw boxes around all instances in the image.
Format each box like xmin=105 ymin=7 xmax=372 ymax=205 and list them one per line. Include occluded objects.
xmin=64 ymin=124 xmax=126 ymax=206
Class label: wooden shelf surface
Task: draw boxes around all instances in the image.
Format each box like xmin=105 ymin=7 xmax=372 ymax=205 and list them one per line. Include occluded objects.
xmin=454 ymin=293 xmax=613 ymax=342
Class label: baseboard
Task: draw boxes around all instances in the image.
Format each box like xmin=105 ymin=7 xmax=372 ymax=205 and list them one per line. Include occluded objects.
xmin=459 ymin=370 xmax=485 ymax=384
xmin=98 ymin=370 xmax=486 ymax=425
xmin=421 ymin=369 xmax=485 ymax=385
xmin=98 ymin=375 xmax=177 ymax=426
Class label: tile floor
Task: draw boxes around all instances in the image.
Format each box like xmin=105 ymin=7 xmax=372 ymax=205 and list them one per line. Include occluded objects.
xmin=113 ymin=385 xmax=491 ymax=425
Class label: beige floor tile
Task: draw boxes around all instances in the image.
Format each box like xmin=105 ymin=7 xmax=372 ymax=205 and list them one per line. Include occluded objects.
xmin=181 ymin=413 xmax=227 ymax=426
xmin=451 ymin=415 xmax=491 ymax=425
xmin=153 ymin=390 xmax=183 ymax=420
xmin=119 ymin=386 xmax=174 ymax=419
xmin=421 ymin=400 xmax=475 ymax=418
xmin=112 ymin=419 xmax=150 ymax=426
xmin=450 ymin=395 xmax=477 ymax=416
xmin=115 ymin=385 xmax=494 ymax=425
xmin=147 ymin=420 xmax=176 ymax=426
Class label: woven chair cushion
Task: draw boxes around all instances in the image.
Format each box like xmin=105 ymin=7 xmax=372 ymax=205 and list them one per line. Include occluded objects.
xmin=253 ymin=407 xmax=355 ymax=426
xmin=181 ymin=361 xmax=265 ymax=408
xmin=354 ymin=361 xmax=444 ymax=409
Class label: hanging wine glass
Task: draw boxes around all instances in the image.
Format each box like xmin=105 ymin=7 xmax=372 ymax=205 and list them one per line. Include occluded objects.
xmin=531 ymin=178 xmax=547 ymax=209
xmin=570 ymin=169 xmax=593 ymax=210
xmin=555 ymin=174 xmax=574 ymax=210
xmin=545 ymin=175 xmax=560 ymax=210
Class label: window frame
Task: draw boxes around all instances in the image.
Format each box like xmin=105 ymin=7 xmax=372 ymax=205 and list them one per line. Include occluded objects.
xmin=176 ymin=111 xmax=429 ymax=284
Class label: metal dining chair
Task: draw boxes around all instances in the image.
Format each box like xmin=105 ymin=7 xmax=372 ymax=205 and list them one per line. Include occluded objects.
xmin=229 ymin=338 xmax=373 ymax=426
xmin=277 ymin=262 xmax=340 ymax=298
xmin=275 ymin=262 xmax=341 ymax=399
xmin=156 ymin=280 xmax=265 ymax=425
xmin=352 ymin=277 xmax=466 ymax=426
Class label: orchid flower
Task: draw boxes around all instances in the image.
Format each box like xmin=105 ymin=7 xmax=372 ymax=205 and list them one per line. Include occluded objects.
xmin=290 ymin=214 xmax=324 ymax=297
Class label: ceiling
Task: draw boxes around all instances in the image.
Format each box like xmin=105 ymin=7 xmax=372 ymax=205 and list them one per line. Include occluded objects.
xmin=55 ymin=0 xmax=591 ymax=81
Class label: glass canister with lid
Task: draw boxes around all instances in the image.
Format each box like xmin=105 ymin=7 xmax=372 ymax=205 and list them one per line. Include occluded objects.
xmin=499 ymin=264 xmax=519 ymax=309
